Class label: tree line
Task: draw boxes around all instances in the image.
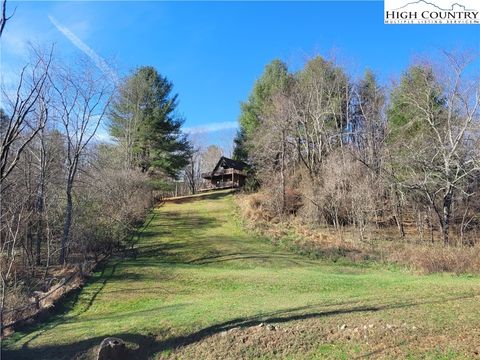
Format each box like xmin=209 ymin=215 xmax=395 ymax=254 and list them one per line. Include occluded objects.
xmin=0 ymin=8 xmax=192 ymax=329
xmin=234 ymin=52 xmax=480 ymax=246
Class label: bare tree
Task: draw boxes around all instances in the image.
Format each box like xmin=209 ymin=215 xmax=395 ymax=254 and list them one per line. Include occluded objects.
xmin=289 ymin=56 xmax=349 ymax=179
xmin=50 ymin=59 xmax=113 ymax=264
xmin=201 ymin=144 xmax=223 ymax=174
xmin=0 ymin=48 xmax=52 ymax=184
xmin=0 ymin=44 xmax=54 ymax=334
xmin=251 ymin=91 xmax=297 ymax=215
xmin=0 ymin=0 xmax=14 ymax=39
xmin=184 ymin=148 xmax=201 ymax=195
xmin=0 ymin=10 xmax=164 ymax=329
xmin=0 ymin=202 xmax=26 ymax=336
xmin=388 ymin=53 xmax=480 ymax=245
xmin=184 ymin=137 xmax=223 ymax=195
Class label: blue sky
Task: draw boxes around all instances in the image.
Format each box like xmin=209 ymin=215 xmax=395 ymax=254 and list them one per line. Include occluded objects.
xmin=1 ymin=1 xmax=478 ymax=151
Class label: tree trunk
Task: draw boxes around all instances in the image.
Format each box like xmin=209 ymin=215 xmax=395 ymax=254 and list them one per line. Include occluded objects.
xmin=60 ymin=182 xmax=73 ymax=264
xmin=392 ymin=186 xmax=405 ymax=238
xmin=280 ymin=130 xmax=286 ymax=214
xmin=36 ymin=137 xmax=47 ymax=266
xmin=442 ymin=188 xmax=453 ymax=246
xmin=35 ymin=217 xmax=43 ymax=265
xmin=0 ymin=280 xmax=5 ymax=337
xmin=35 ymin=185 xmax=45 ymax=266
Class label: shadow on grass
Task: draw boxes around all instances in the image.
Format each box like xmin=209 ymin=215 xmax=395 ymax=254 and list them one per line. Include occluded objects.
xmin=137 ymin=213 xmax=222 ymax=241
xmin=4 ymin=261 xmax=119 ymax=352
xmin=3 ymin=292 xmax=476 ymax=360
xmin=187 ymin=251 xmax=319 ymax=266
xmin=165 ymin=190 xmax=235 ymax=205
xmin=130 ymin=241 xmax=321 ymax=269
xmin=1 ymin=205 xmax=227 ymax=357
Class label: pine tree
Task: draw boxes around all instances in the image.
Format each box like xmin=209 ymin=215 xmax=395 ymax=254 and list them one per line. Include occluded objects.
xmin=109 ymin=66 xmax=191 ymax=177
xmin=233 ymin=60 xmax=289 ymax=162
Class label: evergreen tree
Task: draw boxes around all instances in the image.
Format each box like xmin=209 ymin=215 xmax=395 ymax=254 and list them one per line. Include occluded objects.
xmin=233 ymin=60 xmax=289 ymax=162
xmin=232 ymin=129 xmax=248 ymax=161
xmin=387 ymin=65 xmax=446 ymax=143
xmin=110 ymin=66 xmax=191 ymax=177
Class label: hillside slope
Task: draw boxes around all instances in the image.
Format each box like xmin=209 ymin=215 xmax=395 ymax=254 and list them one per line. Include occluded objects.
xmin=3 ymin=190 xmax=480 ymax=359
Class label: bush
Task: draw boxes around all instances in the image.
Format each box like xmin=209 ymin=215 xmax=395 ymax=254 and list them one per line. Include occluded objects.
xmin=388 ymin=244 xmax=480 ymax=274
xmin=78 ymin=168 xmax=153 ymax=252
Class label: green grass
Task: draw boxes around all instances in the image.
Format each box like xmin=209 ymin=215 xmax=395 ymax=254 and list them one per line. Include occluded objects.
xmin=3 ymin=190 xmax=480 ymax=359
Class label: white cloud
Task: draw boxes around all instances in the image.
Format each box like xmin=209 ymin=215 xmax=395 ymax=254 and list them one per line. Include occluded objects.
xmin=183 ymin=121 xmax=238 ymax=135
xmin=48 ymin=15 xmax=119 ymax=85
xmin=94 ymin=130 xmax=114 ymax=144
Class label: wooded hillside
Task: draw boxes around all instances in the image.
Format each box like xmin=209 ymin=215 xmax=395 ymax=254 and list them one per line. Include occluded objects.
xmin=234 ymin=52 xmax=479 ymax=249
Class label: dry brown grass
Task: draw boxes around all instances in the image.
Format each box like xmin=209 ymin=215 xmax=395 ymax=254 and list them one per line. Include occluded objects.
xmin=386 ymin=243 xmax=480 ymax=274
xmin=236 ymin=193 xmax=480 ymax=275
xmin=240 ymin=192 xmax=274 ymax=223
xmin=2 ymin=260 xmax=100 ymax=337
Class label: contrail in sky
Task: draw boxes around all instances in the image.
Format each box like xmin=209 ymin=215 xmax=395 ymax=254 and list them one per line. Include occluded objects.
xmin=49 ymin=15 xmax=119 ymax=85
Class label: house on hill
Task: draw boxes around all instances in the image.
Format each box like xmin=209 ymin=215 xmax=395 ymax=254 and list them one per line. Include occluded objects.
xmin=202 ymin=156 xmax=248 ymax=189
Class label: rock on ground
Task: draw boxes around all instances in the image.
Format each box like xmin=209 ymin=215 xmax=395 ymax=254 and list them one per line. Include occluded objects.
xmin=97 ymin=337 xmax=129 ymax=360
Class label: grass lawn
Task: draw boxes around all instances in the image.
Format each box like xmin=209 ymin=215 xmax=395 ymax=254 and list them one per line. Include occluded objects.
xmin=3 ymin=190 xmax=480 ymax=359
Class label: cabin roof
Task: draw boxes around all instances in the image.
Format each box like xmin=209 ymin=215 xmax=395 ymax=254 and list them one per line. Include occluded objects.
xmin=201 ymin=157 xmax=248 ymax=180
xmin=212 ymin=156 xmax=248 ymax=172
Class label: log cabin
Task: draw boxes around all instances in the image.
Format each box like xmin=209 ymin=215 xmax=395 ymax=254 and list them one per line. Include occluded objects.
xmin=201 ymin=156 xmax=248 ymax=189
